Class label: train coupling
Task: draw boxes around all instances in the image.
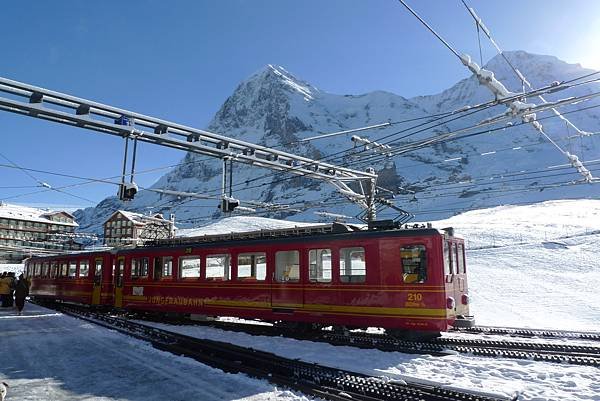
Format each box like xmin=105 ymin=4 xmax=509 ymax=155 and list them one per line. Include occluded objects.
xmin=453 ymin=315 xmax=476 ymax=328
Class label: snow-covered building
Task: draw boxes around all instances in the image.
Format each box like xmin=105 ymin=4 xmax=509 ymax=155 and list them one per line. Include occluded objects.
xmin=103 ymin=210 xmax=173 ymax=246
xmin=0 ymin=202 xmax=81 ymax=263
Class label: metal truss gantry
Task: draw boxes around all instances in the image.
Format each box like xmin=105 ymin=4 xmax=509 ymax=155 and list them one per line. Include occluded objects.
xmin=0 ymin=76 xmax=378 ymax=220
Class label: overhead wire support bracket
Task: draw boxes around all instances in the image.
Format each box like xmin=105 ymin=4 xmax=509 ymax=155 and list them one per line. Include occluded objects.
xmin=0 ymin=76 xmax=379 ymax=219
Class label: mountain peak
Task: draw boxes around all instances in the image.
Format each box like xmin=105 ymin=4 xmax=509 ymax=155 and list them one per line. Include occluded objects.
xmin=242 ymin=64 xmax=319 ymax=101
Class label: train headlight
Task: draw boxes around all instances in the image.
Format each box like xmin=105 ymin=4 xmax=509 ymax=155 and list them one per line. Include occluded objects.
xmin=446 ymin=296 xmax=455 ymax=310
xmin=461 ymin=294 xmax=470 ymax=305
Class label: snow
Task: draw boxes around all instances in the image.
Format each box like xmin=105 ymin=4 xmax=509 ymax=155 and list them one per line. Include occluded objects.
xmin=176 ymin=216 xmax=318 ymax=237
xmin=0 ymin=264 xmax=24 ymax=275
xmin=0 ymin=304 xmax=317 ymax=401
xmin=432 ymin=199 xmax=600 ymax=331
xmin=0 ymin=202 xmax=78 ymax=227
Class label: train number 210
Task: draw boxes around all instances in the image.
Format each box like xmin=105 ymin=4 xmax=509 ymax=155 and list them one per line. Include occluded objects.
xmin=407 ymin=293 xmax=423 ymax=302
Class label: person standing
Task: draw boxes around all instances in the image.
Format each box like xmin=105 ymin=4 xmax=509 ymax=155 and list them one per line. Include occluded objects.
xmin=7 ymin=272 xmax=16 ymax=307
xmin=0 ymin=272 xmax=10 ymax=307
xmin=14 ymin=274 xmax=29 ymax=316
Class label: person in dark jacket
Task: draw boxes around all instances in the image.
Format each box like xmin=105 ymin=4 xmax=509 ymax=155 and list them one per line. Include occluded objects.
xmin=14 ymin=274 xmax=29 ymax=316
xmin=7 ymin=272 xmax=16 ymax=307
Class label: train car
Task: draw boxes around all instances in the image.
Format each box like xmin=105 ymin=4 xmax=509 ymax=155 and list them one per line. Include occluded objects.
xmin=118 ymin=223 xmax=474 ymax=336
xmin=25 ymin=251 xmax=114 ymax=306
xmin=25 ymin=222 xmax=474 ymax=338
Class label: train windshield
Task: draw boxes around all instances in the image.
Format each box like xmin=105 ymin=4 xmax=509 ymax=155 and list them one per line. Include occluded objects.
xmin=400 ymin=245 xmax=427 ymax=283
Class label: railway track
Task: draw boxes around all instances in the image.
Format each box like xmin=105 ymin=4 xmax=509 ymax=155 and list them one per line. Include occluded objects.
xmin=145 ymin=317 xmax=600 ymax=367
xmin=34 ymin=300 xmax=600 ymax=368
xmin=48 ymin=302 xmax=515 ymax=401
xmin=452 ymin=326 xmax=600 ymax=342
xmin=321 ymin=332 xmax=600 ymax=367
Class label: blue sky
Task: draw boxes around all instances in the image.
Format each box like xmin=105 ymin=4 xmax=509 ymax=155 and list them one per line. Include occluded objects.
xmin=1 ymin=0 xmax=599 ymax=209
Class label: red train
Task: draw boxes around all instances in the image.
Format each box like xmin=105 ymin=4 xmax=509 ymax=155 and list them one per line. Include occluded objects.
xmin=24 ymin=223 xmax=474 ymax=338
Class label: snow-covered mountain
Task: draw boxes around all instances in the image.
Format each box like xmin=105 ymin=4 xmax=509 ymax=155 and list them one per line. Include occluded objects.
xmin=75 ymin=51 xmax=600 ymax=233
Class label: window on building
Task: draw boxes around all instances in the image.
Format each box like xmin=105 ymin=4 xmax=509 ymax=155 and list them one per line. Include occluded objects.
xmin=68 ymin=261 xmax=77 ymax=277
xmin=275 ymin=250 xmax=300 ymax=282
xmin=340 ymin=247 xmax=366 ymax=283
xmin=179 ymin=257 xmax=201 ymax=278
xmin=400 ymin=245 xmax=427 ymax=283
xmin=309 ymin=249 xmax=332 ymax=283
xmin=206 ymin=254 xmax=231 ymax=280
xmin=162 ymin=257 xmax=173 ymax=277
xmin=237 ymin=253 xmax=267 ymax=280
xmin=79 ymin=260 xmax=89 ymax=277
xmin=131 ymin=258 xmax=149 ymax=278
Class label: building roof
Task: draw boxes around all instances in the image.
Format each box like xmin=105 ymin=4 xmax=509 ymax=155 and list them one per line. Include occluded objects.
xmin=0 ymin=202 xmax=78 ymax=227
xmin=106 ymin=210 xmax=168 ymax=227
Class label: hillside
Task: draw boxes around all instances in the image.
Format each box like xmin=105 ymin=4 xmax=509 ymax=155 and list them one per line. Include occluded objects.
xmin=74 ymin=51 xmax=600 ymax=233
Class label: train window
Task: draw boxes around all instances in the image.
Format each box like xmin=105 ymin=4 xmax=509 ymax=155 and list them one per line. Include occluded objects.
xmin=131 ymin=258 xmax=149 ymax=278
xmin=94 ymin=260 xmax=103 ymax=283
xmin=309 ymin=249 xmax=332 ymax=283
xmin=450 ymin=243 xmax=458 ymax=274
xmin=51 ymin=262 xmax=58 ymax=278
xmin=443 ymin=242 xmax=451 ymax=275
xmin=458 ymin=244 xmax=465 ymax=273
xmin=68 ymin=261 xmax=77 ymax=278
xmin=237 ymin=253 xmax=267 ymax=281
xmin=79 ymin=260 xmax=89 ymax=277
xmin=275 ymin=251 xmax=300 ymax=283
xmin=42 ymin=262 xmax=50 ymax=277
xmin=400 ymin=245 xmax=427 ymax=283
xmin=206 ymin=254 xmax=231 ymax=280
xmin=180 ymin=257 xmax=201 ymax=279
xmin=162 ymin=257 xmax=173 ymax=277
xmin=152 ymin=257 xmax=162 ymax=280
xmin=60 ymin=262 xmax=68 ymax=277
xmin=340 ymin=247 xmax=366 ymax=283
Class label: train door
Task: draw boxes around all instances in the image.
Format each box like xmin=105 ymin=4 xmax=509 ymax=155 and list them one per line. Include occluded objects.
xmin=271 ymin=249 xmax=304 ymax=311
xmin=113 ymin=256 xmax=125 ymax=308
xmin=453 ymin=242 xmax=469 ymax=317
xmin=444 ymin=239 xmax=468 ymax=318
xmin=92 ymin=257 xmax=103 ymax=305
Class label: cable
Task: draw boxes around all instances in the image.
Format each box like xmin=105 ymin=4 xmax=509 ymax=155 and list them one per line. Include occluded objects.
xmin=345 ymin=101 xmax=600 ymax=169
xmin=396 ymin=0 xmax=462 ymax=60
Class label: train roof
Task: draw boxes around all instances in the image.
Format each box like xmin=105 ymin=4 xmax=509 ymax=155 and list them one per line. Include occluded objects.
xmin=25 ymin=222 xmax=461 ymax=261
xmin=139 ymin=222 xmax=452 ymax=249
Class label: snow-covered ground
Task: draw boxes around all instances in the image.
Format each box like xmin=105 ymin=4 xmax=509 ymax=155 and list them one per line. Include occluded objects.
xmin=140 ymin=320 xmax=599 ymax=401
xmin=1 ymin=200 xmax=598 ymax=400
xmin=176 ymin=216 xmax=318 ymax=237
xmin=0 ymin=304 xmax=315 ymax=401
xmin=436 ymin=199 xmax=600 ymax=331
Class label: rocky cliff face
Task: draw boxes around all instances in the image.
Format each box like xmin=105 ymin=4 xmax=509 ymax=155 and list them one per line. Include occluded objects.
xmin=75 ymin=52 xmax=600 ymax=233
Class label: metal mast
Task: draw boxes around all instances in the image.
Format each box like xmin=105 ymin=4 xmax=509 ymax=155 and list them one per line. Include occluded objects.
xmin=0 ymin=76 xmax=378 ymax=220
